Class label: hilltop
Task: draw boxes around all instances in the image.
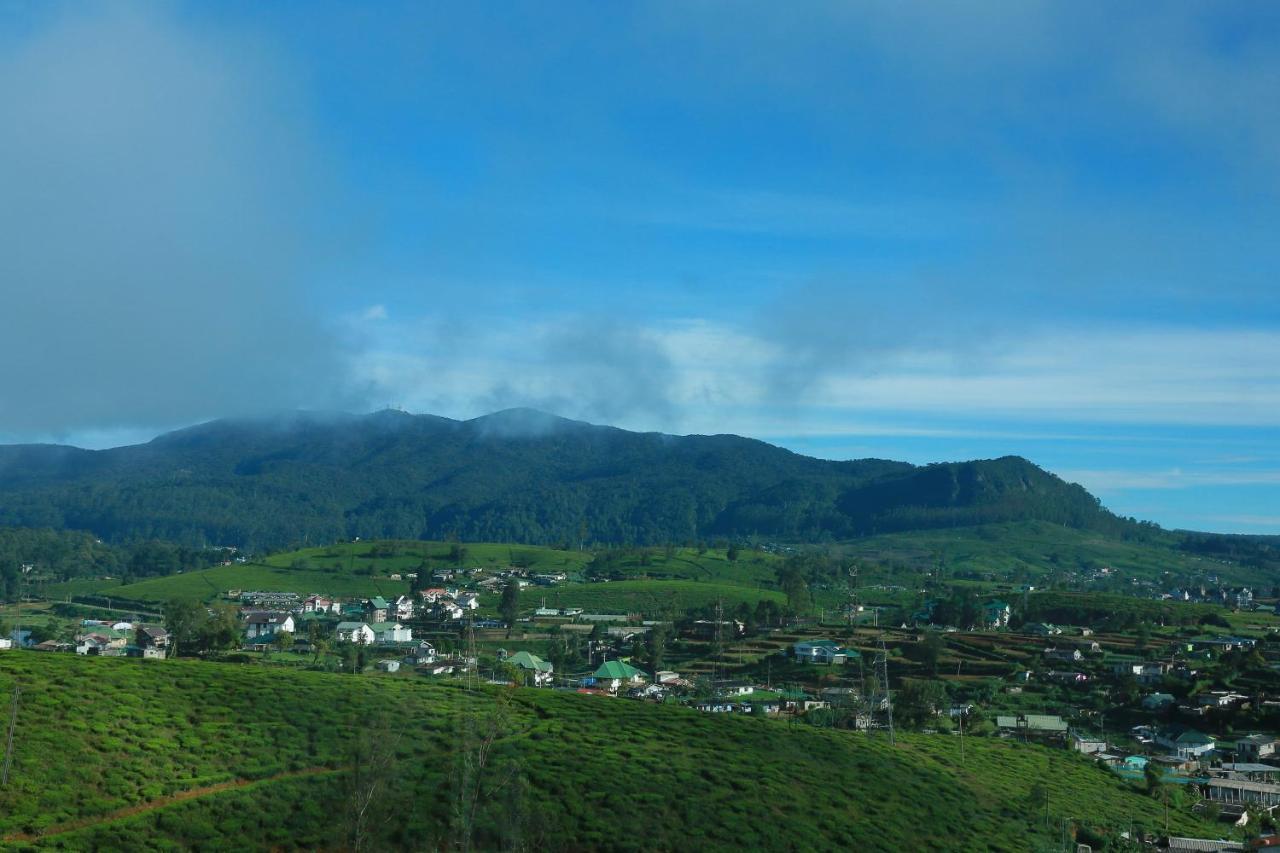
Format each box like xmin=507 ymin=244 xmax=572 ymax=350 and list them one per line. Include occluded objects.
xmin=0 ymin=408 xmax=1132 ymax=550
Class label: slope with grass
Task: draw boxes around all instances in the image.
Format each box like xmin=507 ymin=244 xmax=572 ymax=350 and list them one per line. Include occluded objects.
xmin=0 ymin=654 xmax=1226 ymax=851
xmin=514 ymin=579 xmax=784 ymax=617
xmin=838 ymin=520 xmax=1258 ymax=584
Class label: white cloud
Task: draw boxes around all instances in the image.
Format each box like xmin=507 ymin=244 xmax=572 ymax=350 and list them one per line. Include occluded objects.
xmin=347 ymin=312 xmax=1280 ymax=437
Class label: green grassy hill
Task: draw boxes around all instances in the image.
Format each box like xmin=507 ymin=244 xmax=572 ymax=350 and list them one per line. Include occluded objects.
xmin=0 ymin=654 xmax=1222 ymax=851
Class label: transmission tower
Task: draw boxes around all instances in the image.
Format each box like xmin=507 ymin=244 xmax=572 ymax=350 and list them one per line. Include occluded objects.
xmin=865 ymin=635 xmax=895 ymax=746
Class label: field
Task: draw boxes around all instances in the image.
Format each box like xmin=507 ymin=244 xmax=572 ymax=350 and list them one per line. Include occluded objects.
xmin=514 ymin=579 xmax=784 ymax=617
xmin=54 ymin=564 xmax=412 ymax=605
xmin=259 ymin=540 xmax=593 ymax=575
xmin=0 ymin=653 xmax=1223 ymax=851
xmin=839 ymin=520 xmax=1244 ymax=584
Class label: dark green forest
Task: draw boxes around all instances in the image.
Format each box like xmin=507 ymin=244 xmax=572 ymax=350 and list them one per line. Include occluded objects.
xmin=0 ymin=528 xmax=230 ymax=599
xmin=0 ymin=409 xmax=1139 ymax=551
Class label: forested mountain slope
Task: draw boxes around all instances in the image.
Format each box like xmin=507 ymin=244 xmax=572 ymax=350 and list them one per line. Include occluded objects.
xmin=0 ymin=408 xmax=1130 ymax=550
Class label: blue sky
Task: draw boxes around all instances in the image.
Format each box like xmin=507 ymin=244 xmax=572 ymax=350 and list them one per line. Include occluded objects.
xmin=1 ymin=2 xmax=1278 ymax=533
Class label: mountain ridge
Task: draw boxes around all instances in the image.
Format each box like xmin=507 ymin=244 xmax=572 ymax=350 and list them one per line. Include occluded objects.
xmin=0 ymin=408 xmax=1130 ymax=550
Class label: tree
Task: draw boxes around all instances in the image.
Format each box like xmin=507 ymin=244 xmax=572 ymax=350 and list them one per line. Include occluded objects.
xmin=500 ymin=581 xmax=520 ymax=639
xmin=646 ymin=624 xmax=668 ymax=676
xmin=726 ymin=544 xmax=740 ymax=562
xmin=921 ymin=632 xmax=946 ymax=676
xmin=778 ymin=569 xmax=811 ymax=615
xmin=196 ymin=606 xmax=241 ymax=654
xmin=272 ymin=630 xmax=294 ymax=657
xmin=896 ymin=679 xmax=948 ymax=729
xmin=164 ymin=598 xmax=205 ymax=658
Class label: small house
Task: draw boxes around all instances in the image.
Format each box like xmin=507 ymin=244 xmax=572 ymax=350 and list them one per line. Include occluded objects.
xmin=1156 ymin=726 xmax=1216 ymax=759
xmin=506 ymin=651 xmax=554 ymax=686
xmin=591 ymin=659 xmax=645 ymax=692
xmin=370 ymin=622 xmax=413 ymax=644
xmin=136 ymin=625 xmax=170 ymax=652
xmin=1235 ymin=734 xmax=1278 ymax=762
xmin=981 ymin=600 xmax=1011 ymax=629
xmin=793 ymin=639 xmax=858 ymax=665
xmin=242 ymin=611 xmax=295 ymax=640
xmin=336 ymin=622 xmax=376 ymax=645
xmin=364 ymin=597 xmax=390 ymax=622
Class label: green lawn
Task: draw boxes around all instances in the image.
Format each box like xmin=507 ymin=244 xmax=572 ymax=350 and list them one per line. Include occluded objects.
xmin=0 ymin=653 xmax=1225 ymax=850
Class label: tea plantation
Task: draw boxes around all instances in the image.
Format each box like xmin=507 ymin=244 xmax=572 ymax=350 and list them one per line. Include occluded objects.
xmin=0 ymin=654 xmax=1219 ymax=851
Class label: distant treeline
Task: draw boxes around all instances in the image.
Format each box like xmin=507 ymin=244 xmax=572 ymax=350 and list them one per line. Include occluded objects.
xmin=0 ymin=527 xmax=231 ymax=601
xmin=1179 ymin=532 xmax=1280 ymax=574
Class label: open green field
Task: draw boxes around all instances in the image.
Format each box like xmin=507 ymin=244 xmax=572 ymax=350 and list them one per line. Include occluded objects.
xmin=0 ymin=653 xmax=1223 ymax=851
xmin=515 ymin=579 xmax=784 ymax=617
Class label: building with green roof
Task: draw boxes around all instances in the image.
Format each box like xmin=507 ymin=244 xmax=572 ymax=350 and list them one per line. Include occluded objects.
xmin=592 ymin=659 xmax=645 ymax=691
xmin=507 ymin=651 xmax=554 ymax=686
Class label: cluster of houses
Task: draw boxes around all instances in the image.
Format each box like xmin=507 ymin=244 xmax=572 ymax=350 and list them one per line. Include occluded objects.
xmin=233 ymin=588 xmax=484 ymax=650
xmin=65 ymin=621 xmax=170 ymax=658
xmin=1162 ymin=585 xmax=1257 ymax=610
xmin=997 ymin=711 xmax=1280 ymax=817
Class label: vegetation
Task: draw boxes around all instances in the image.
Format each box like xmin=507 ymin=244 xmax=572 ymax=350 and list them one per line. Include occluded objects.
xmin=0 ymin=528 xmax=230 ymax=602
xmin=0 ymin=654 xmax=1221 ymax=850
xmin=0 ymin=409 xmax=1141 ymax=550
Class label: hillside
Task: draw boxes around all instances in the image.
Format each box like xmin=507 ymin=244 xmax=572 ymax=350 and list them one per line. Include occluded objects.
xmin=0 ymin=408 xmax=1131 ymax=550
xmin=0 ymin=654 xmax=1221 ymax=851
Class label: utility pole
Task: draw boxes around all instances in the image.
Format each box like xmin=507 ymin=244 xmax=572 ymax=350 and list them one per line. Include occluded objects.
xmin=2 ymin=684 xmax=20 ymax=786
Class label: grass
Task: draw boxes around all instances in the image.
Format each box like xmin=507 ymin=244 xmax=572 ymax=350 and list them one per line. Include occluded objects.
xmin=514 ymin=579 xmax=784 ymax=617
xmin=259 ymin=540 xmax=593 ymax=574
xmin=839 ymin=520 xmax=1254 ymax=584
xmin=0 ymin=653 xmax=1226 ymax=851
xmin=64 ymin=564 xmax=413 ymax=604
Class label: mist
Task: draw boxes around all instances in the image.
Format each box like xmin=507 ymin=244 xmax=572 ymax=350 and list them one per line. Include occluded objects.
xmin=0 ymin=4 xmax=352 ymax=443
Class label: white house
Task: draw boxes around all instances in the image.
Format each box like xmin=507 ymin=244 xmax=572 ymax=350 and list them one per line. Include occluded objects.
xmin=243 ymin=611 xmax=295 ymax=640
xmin=336 ymin=621 xmax=376 ymax=645
xmin=455 ymin=592 xmax=481 ymax=610
xmin=1156 ymin=727 xmax=1216 ymax=759
xmin=371 ymin=622 xmax=413 ymax=644
xmin=393 ymin=595 xmax=415 ymax=620
xmin=1236 ymin=735 xmax=1279 ymax=762
xmin=793 ymin=639 xmax=857 ymax=665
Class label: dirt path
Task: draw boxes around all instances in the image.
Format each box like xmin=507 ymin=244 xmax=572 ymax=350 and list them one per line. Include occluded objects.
xmin=3 ymin=765 xmax=336 ymax=843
